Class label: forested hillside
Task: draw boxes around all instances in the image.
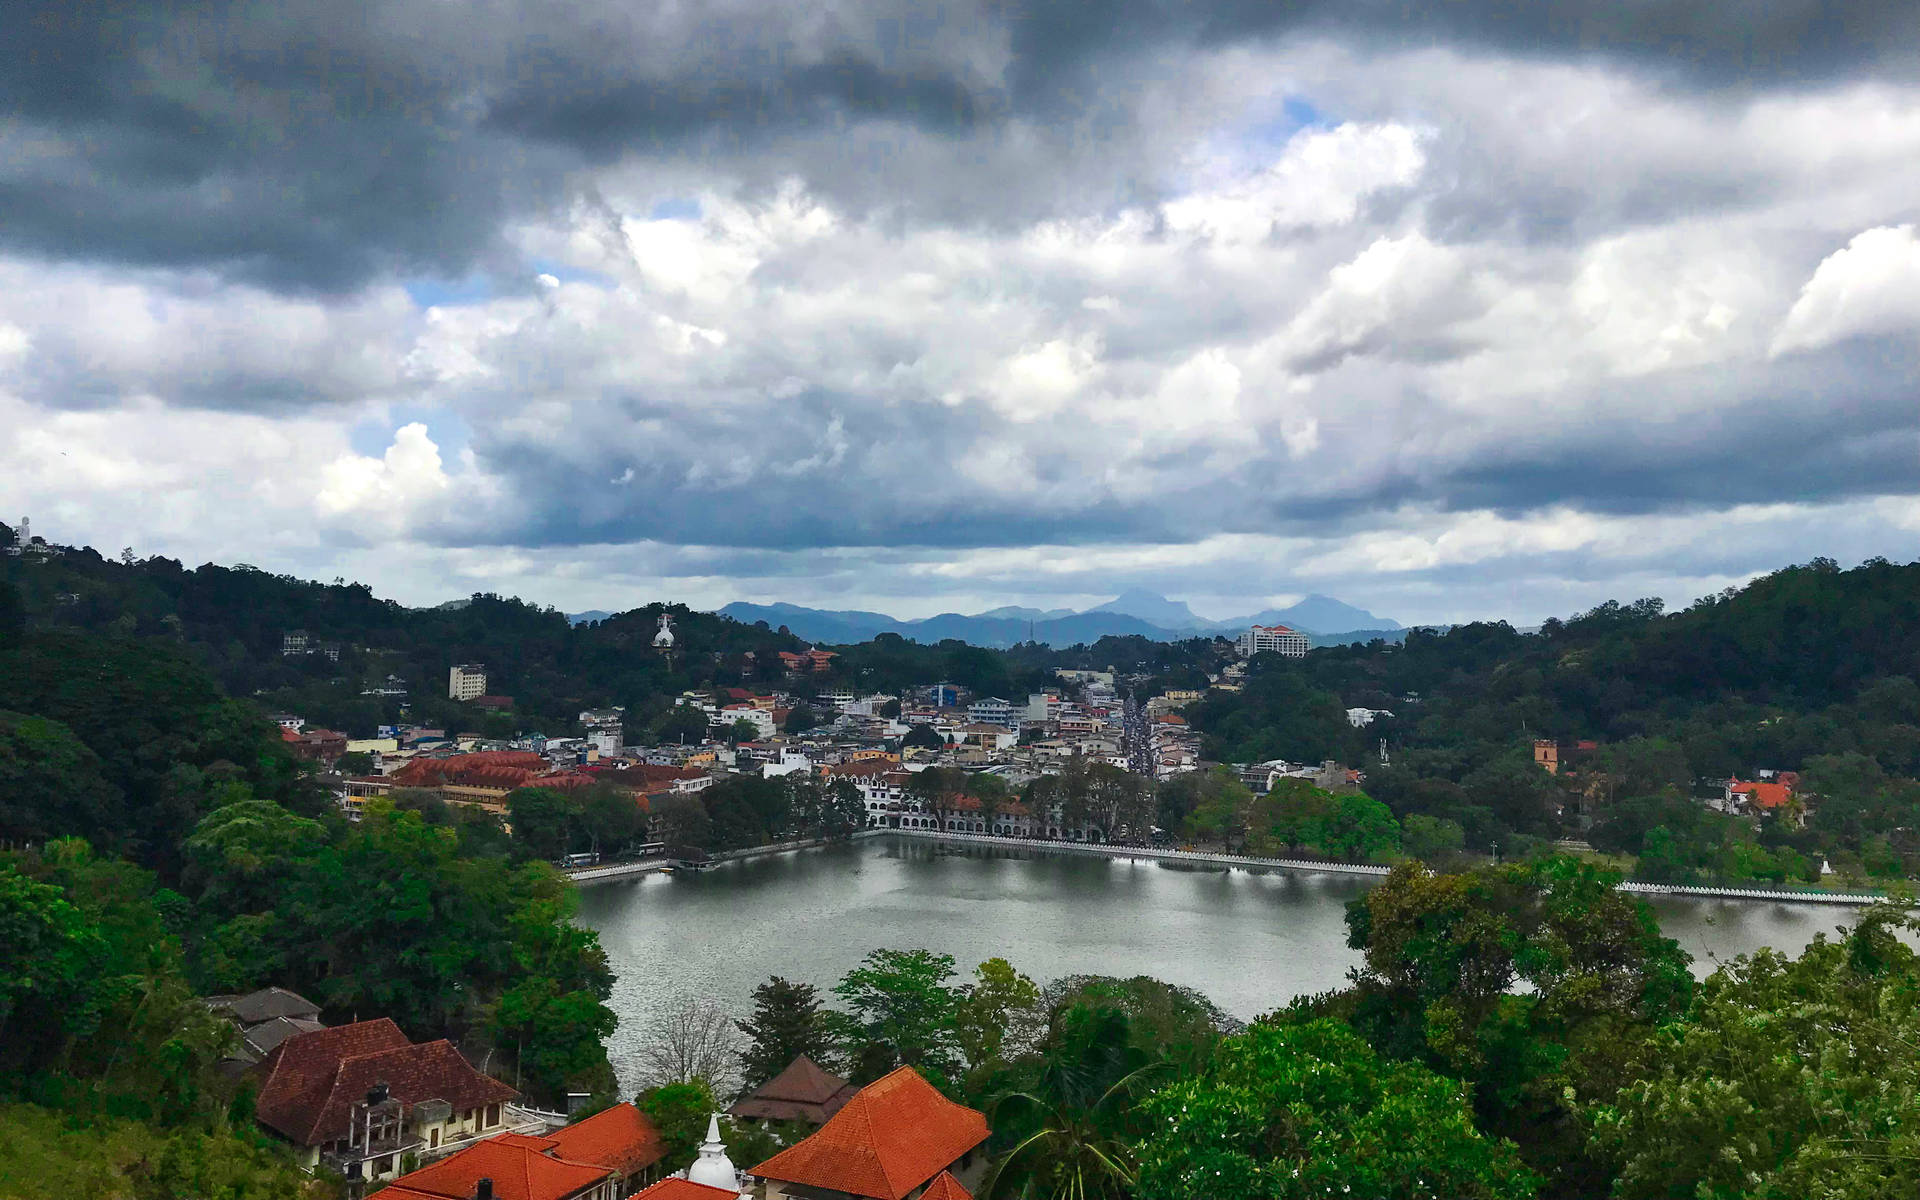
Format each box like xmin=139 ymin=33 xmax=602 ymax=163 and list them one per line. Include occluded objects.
xmin=1186 ymin=558 xmax=1920 ymax=882
xmin=3 ymin=536 xmax=809 ymax=738
xmin=0 ymin=610 xmax=621 ymax=1105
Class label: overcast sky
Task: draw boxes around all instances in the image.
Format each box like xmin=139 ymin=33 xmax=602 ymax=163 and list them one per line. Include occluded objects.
xmin=4 ymin=1 xmax=1918 ymax=625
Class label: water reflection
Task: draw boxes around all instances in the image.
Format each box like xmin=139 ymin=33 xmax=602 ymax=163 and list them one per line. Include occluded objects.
xmin=576 ymin=840 xmax=1863 ymax=1093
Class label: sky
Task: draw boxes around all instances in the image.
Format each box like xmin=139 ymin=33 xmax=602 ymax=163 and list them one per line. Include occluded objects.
xmin=3 ymin=0 xmax=1919 ymax=627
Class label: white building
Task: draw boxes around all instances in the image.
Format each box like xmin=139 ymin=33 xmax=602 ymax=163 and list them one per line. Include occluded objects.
xmin=448 ymin=663 xmax=487 ymax=701
xmin=579 ymin=707 xmax=626 ymax=754
xmin=717 ymin=704 xmax=776 ymax=740
xmin=762 ymin=749 xmax=815 ymax=778
xmin=1054 ymin=669 xmax=1114 ymax=688
xmin=1346 ymin=707 xmax=1394 ymax=727
xmin=969 ymin=697 xmax=1018 ymax=729
xmin=681 ymin=1113 xmax=752 ymax=1197
xmin=1236 ymin=624 xmax=1310 ymax=658
xmin=947 ymin=723 xmax=1019 ymax=752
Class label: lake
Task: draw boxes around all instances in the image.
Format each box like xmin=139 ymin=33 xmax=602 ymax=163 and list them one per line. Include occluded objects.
xmin=575 ymin=837 xmax=1857 ymax=1093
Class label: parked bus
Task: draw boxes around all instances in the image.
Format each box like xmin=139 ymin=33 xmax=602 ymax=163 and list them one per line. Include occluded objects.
xmin=560 ymin=851 xmax=600 ymax=868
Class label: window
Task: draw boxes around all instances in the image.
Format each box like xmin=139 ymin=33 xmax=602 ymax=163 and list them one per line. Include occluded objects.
xmin=430 ymin=1128 xmax=440 ymax=1149
xmin=484 ymin=1104 xmax=500 ymax=1127
xmin=376 ymin=1155 xmax=394 ymax=1176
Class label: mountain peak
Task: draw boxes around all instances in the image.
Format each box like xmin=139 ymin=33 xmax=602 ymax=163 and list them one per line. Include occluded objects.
xmin=1237 ymin=594 xmax=1401 ymax=634
xmin=1087 ymin=588 xmax=1204 ymax=628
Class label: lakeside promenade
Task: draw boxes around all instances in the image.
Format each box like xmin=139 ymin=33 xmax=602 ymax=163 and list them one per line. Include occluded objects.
xmin=886 ymin=829 xmax=1887 ymax=905
xmin=570 ymin=827 xmax=1890 ymax=906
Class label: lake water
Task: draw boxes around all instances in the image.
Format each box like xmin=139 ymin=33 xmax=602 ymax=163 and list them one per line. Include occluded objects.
xmin=575 ymin=838 xmax=1858 ymax=1094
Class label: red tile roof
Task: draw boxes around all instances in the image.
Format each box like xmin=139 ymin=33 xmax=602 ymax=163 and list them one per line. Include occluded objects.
xmin=749 ymin=1067 xmax=988 ymax=1200
xmin=545 ymin=1103 xmax=665 ymax=1178
xmin=255 ymin=1018 xmax=410 ymax=1143
xmin=388 ymin=752 xmax=598 ymax=794
xmin=921 ymin=1172 xmax=972 ymax=1200
xmin=1730 ymin=779 xmax=1794 ymax=810
xmin=820 ymin=761 xmax=895 ymax=779
xmin=368 ymin=1136 xmax=609 ymax=1200
xmin=254 ymin=1019 xmax=517 ymax=1147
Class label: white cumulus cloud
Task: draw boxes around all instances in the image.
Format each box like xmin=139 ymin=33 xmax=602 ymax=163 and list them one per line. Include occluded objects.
xmin=1773 ymin=224 xmax=1920 ymax=355
xmin=1164 ymin=122 xmax=1426 ymax=243
xmin=318 ymin=423 xmax=453 ymax=530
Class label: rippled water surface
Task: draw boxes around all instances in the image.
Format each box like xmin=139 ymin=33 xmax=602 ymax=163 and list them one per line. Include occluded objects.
xmin=575 ymin=839 xmax=1856 ymax=1092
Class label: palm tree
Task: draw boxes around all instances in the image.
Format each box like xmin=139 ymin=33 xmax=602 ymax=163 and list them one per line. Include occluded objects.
xmin=980 ymin=1005 xmax=1165 ymax=1200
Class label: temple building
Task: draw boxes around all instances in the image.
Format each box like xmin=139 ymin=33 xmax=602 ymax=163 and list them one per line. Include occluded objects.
xmin=749 ymin=1067 xmax=988 ymax=1200
xmin=728 ymin=1056 xmax=859 ymax=1127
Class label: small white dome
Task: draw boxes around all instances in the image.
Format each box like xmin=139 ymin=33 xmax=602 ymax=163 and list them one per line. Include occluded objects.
xmin=653 ymin=613 xmax=675 ymax=648
xmin=686 ymin=1114 xmax=739 ymax=1190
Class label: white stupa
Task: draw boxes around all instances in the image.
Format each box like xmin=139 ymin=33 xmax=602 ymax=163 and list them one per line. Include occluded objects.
xmin=653 ymin=613 xmax=675 ymax=648
xmin=684 ymin=1113 xmax=746 ymax=1194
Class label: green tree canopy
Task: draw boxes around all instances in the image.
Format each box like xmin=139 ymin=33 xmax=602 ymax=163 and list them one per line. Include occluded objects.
xmin=1249 ymin=780 xmax=1401 ymax=862
xmin=1334 ymin=857 xmax=1693 ymax=1190
xmin=901 ymin=723 xmax=945 ymax=752
xmin=1135 ymin=1020 xmax=1538 ymax=1200
xmin=984 ymin=1004 xmax=1160 ymax=1200
xmin=736 ymin=976 xmax=838 ymax=1089
xmin=0 ymin=710 xmax=126 ymax=852
xmin=1589 ymin=904 xmax=1920 ymax=1200
xmin=955 ymin=957 xmax=1043 ymax=1072
xmin=507 ymin=787 xmax=582 ymax=862
xmin=829 ymin=948 xmax=963 ymax=1085
xmin=636 ymin=1079 xmax=720 ymax=1173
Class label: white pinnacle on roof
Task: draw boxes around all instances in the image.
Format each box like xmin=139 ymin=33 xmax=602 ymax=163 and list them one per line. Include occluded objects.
xmin=654 ymin=613 xmax=675 ymax=648
xmin=686 ymin=1112 xmax=740 ymax=1190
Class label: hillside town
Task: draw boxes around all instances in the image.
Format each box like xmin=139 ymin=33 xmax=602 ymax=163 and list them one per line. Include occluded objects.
xmin=272 ymin=617 xmax=1824 ymax=874
xmin=312 ymin=647 xmax=1236 ymax=851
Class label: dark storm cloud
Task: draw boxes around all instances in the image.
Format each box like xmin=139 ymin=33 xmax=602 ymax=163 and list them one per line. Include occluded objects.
xmin=1381 ymin=339 xmax=1920 ymax=521
xmin=486 ymin=53 xmax=987 ymax=157
xmin=6 ymin=0 xmax=1918 ymax=290
xmin=1006 ymin=0 xmax=1920 ymax=100
xmin=400 ymin=327 xmax=1918 ymax=555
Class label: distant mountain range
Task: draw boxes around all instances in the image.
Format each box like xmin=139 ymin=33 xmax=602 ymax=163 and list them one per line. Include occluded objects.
xmin=571 ymin=591 xmax=1406 ymax=649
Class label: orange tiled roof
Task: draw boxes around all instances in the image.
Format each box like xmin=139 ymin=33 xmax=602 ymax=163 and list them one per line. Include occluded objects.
xmin=545 ymin=1103 xmax=665 ymax=1177
xmin=368 ymin=1136 xmax=608 ymax=1200
xmin=921 ymin=1171 xmax=973 ymax=1200
xmin=749 ymin=1067 xmax=988 ymax=1200
xmin=1730 ymin=779 xmax=1793 ymax=809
